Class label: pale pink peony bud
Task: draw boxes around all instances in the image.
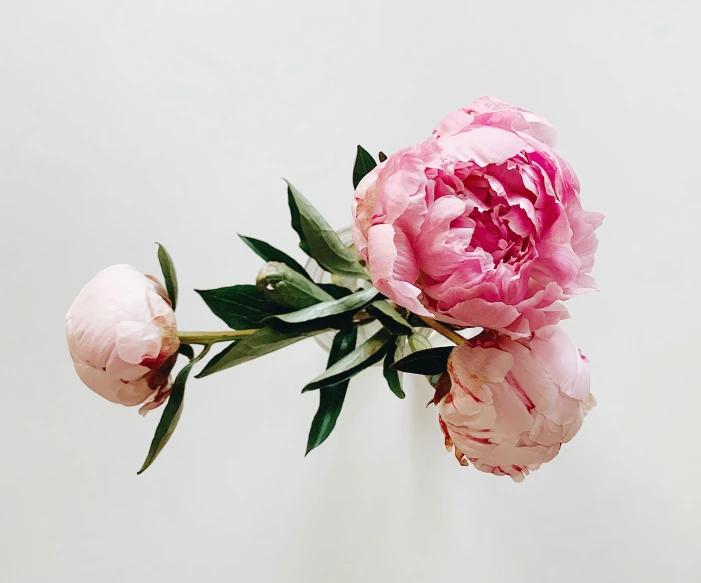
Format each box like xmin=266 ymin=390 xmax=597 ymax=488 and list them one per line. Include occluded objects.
xmin=438 ymin=326 xmax=594 ymax=482
xmin=65 ymin=264 xmax=180 ymax=408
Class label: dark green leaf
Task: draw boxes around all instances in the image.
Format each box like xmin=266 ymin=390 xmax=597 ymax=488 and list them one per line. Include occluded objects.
xmin=178 ymin=344 xmax=195 ymax=360
xmin=138 ymin=353 xmax=198 ymax=474
xmin=196 ymin=327 xmax=326 ymax=377
xmin=317 ymin=283 xmax=353 ymax=299
xmin=352 ymin=145 xmax=377 ymax=189
xmin=196 ymin=285 xmax=283 ymax=329
xmin=378 ymin=151 xmax=387 ymax=163
xmin=407 ymin=313 xmax=431 ymax=328
xmin=305 ymin=328 xmax=358 ymax=455
xmin=238 ymin=234 xmax=310 ymax=279
xmin=390 ymin=346 xmax=453 ymax=375
xmin=263 ymin=287 xmax=378 ymax=330
xmin=256 ymin=262 xmax=333 ymax=309
xmin=366 ymin=300 xmax=413 ymax=336
xmin=286 ymin=181 xmax=368 ymax=279
xmin=194 ymin=339 xmax=239 ymax=376
xmin=156 ymin=243 xmax=178 ymax=310
xmin=302 ymin=329 xmax=392 ymax=392
xmin=382 ymin=340 xmax=405 ymax=399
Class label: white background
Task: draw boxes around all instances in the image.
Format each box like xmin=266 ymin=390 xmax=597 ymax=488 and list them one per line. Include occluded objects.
xmin=1 ymin=1 xmax=699 ymax=581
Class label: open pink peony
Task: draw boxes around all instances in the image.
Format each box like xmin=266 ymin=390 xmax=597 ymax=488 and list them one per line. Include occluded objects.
xmin=352 ymin=96 xmax=603 ymax=337
xmin=438 ymin=326 xmax=594 ymax=482
xmin=65 ymin=264 xmax=180 ymax=411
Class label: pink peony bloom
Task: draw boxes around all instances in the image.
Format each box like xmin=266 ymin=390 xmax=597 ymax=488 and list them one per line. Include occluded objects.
xmin=352 ymin=96 xmax=603 ymax=336
xmin=438 ymin=326 xmax=595 ymax=482
xmin=65 ymin=265 xmax=180 ymax=411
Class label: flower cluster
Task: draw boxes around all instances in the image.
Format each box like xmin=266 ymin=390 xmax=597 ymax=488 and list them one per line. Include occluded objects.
xmin=352 ymin=97 xmax=601 ymax=480
xmin=66 ymin=97 xmax=601 ymax=479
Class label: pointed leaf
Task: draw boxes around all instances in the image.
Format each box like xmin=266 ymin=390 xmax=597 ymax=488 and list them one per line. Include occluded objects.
xmin=305 ymin=328 xmax=358 ymax=455
xmin=390 ymin=346 xmax=453 ymax=375
xmin=366 ymin=301 xmax=413 ymax=335
xmin=256 ymin=262 xmax=333 ymax=309
xmin=196 ymin=285 xmax=283 ymax=328
xmin=353 ymin=145 xmax=377 ymax=189
xmin=238 ymin=235 xmax=310 ymax=279
xmin=137 ymin=352 xmax=198 ymax=474
xmin=178 ymin=344 xmax=195 ymax=360
xmin=156 ymin=243 xmax=178 ymax=310
xmin=288 ymin=184 xmax=310 ymax=256
xmin=264 ymin=287 xmax=378 ymax=330
xmin=382 ymin=340 xmax=405 ymax=399
xmin=302 ymin=329 xmax=392 ymax=392
xmin=197 ymin=327 xmax=326 ymax=377
xmin=286 ymin=181 xmax=368 ymax=279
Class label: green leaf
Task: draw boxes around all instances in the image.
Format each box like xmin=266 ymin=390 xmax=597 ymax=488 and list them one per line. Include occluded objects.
xmin=256 ymin=262 xmax=333 ymax=309
xmin=288 ymin=184 xmax=310 ymax=256
xmin=305 ymin=328 xmax=358 ymax=455
xmin=286 ymin=181 xmax=368 ymax=279
xmin=196 ymin=327 xmax=326 ymax=377
xmin=137 ymin=347 xmax=208 ymax=474
xmin=352 ymin=145 xmax=377 ymax=189
xmin=317 ymin=283 xmax=353 ymax=299
xmin=366 ymin=301 xmax=413 ymax=336
xmin=263 ymin=287 xmax=378 ymax=330
xmin=238 ymin=235 xmax=310 ymax=279
xmin=390 ymin=346 xmax=453 ymax=375
xmin=156 ymin=243 xmax=178 ymax=310
xmin=408 ymin=333 xmax=432 ymax=353
xmin=302 ymin=329 xmax=392 ymax=392
xmin=382 ymin=340 xmax=405 ymax=399
xmin=196 ymin=285 xmax=283 ymax=329
xmin=178 ymin=344 xmax=195 ymax=360
xmin=378 ymin=151 xmax=387 ymax=163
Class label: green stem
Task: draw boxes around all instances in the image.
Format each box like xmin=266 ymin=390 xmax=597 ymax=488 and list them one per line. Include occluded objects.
xmin=178 ymin=310 xmax=376 ymax=345
xmin=178 ymin=330 xmax=258 ymax=345
xmin=191 ymin=343 xmax=213 ymax=364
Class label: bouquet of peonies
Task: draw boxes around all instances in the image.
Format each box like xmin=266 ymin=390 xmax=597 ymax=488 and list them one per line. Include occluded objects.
xmin=65 ymin=97 xmax=602 ymax=481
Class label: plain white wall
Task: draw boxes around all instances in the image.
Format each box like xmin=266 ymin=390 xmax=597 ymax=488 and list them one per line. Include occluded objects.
xmin=1 ymin=1 xmax=699 ymax=581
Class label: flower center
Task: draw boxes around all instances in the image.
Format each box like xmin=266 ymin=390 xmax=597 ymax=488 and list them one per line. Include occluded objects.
xmin=455 ymin=165 xmax=537 ymax=268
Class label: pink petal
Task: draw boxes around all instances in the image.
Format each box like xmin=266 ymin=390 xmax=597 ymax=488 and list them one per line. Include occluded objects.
xmin=414 ymin=195 xmax=472 ymax=279
xmin=366 ymin=224 xmax=430 ymax=316
xmin=531 ymin=326 xmax=590 ymax=402
xmin=449 ymin=345 xmax=514 ymax=385
xmin=73 ymin=362 xmax=152 ymax=406
xmin=115 ymin=320 xmax=163 ymax=365
xmin=440 ymin=297 xmax=520 ymax=331
xmin=431 ymin=127 xmax=529 ymax=168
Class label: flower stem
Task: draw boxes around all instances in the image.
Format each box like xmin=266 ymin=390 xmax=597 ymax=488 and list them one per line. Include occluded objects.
xmin=417 ymin=316 xmax=466 ymax=345
xmin=179 ymin=315 xmax=466 ymax=347
xmin=178 ymin=330 xmax=258 ymax=345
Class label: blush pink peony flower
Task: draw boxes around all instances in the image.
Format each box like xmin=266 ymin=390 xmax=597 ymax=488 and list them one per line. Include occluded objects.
xmin=437 ymin=326 xmax=595 ymax=482
xmin=65 ymin=264 xmax=180 ymax=411
xmin=352 ymin=96 xmax=603 ymax=337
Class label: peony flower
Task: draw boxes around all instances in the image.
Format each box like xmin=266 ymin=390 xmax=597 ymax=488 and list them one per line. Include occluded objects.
xmin=438 ymin=326 xmax=595 ymax=482
xmin=352 ymin=96 xmax=603 ymax=337
xmin=65 ymin=264 xmax=180 ymax=412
